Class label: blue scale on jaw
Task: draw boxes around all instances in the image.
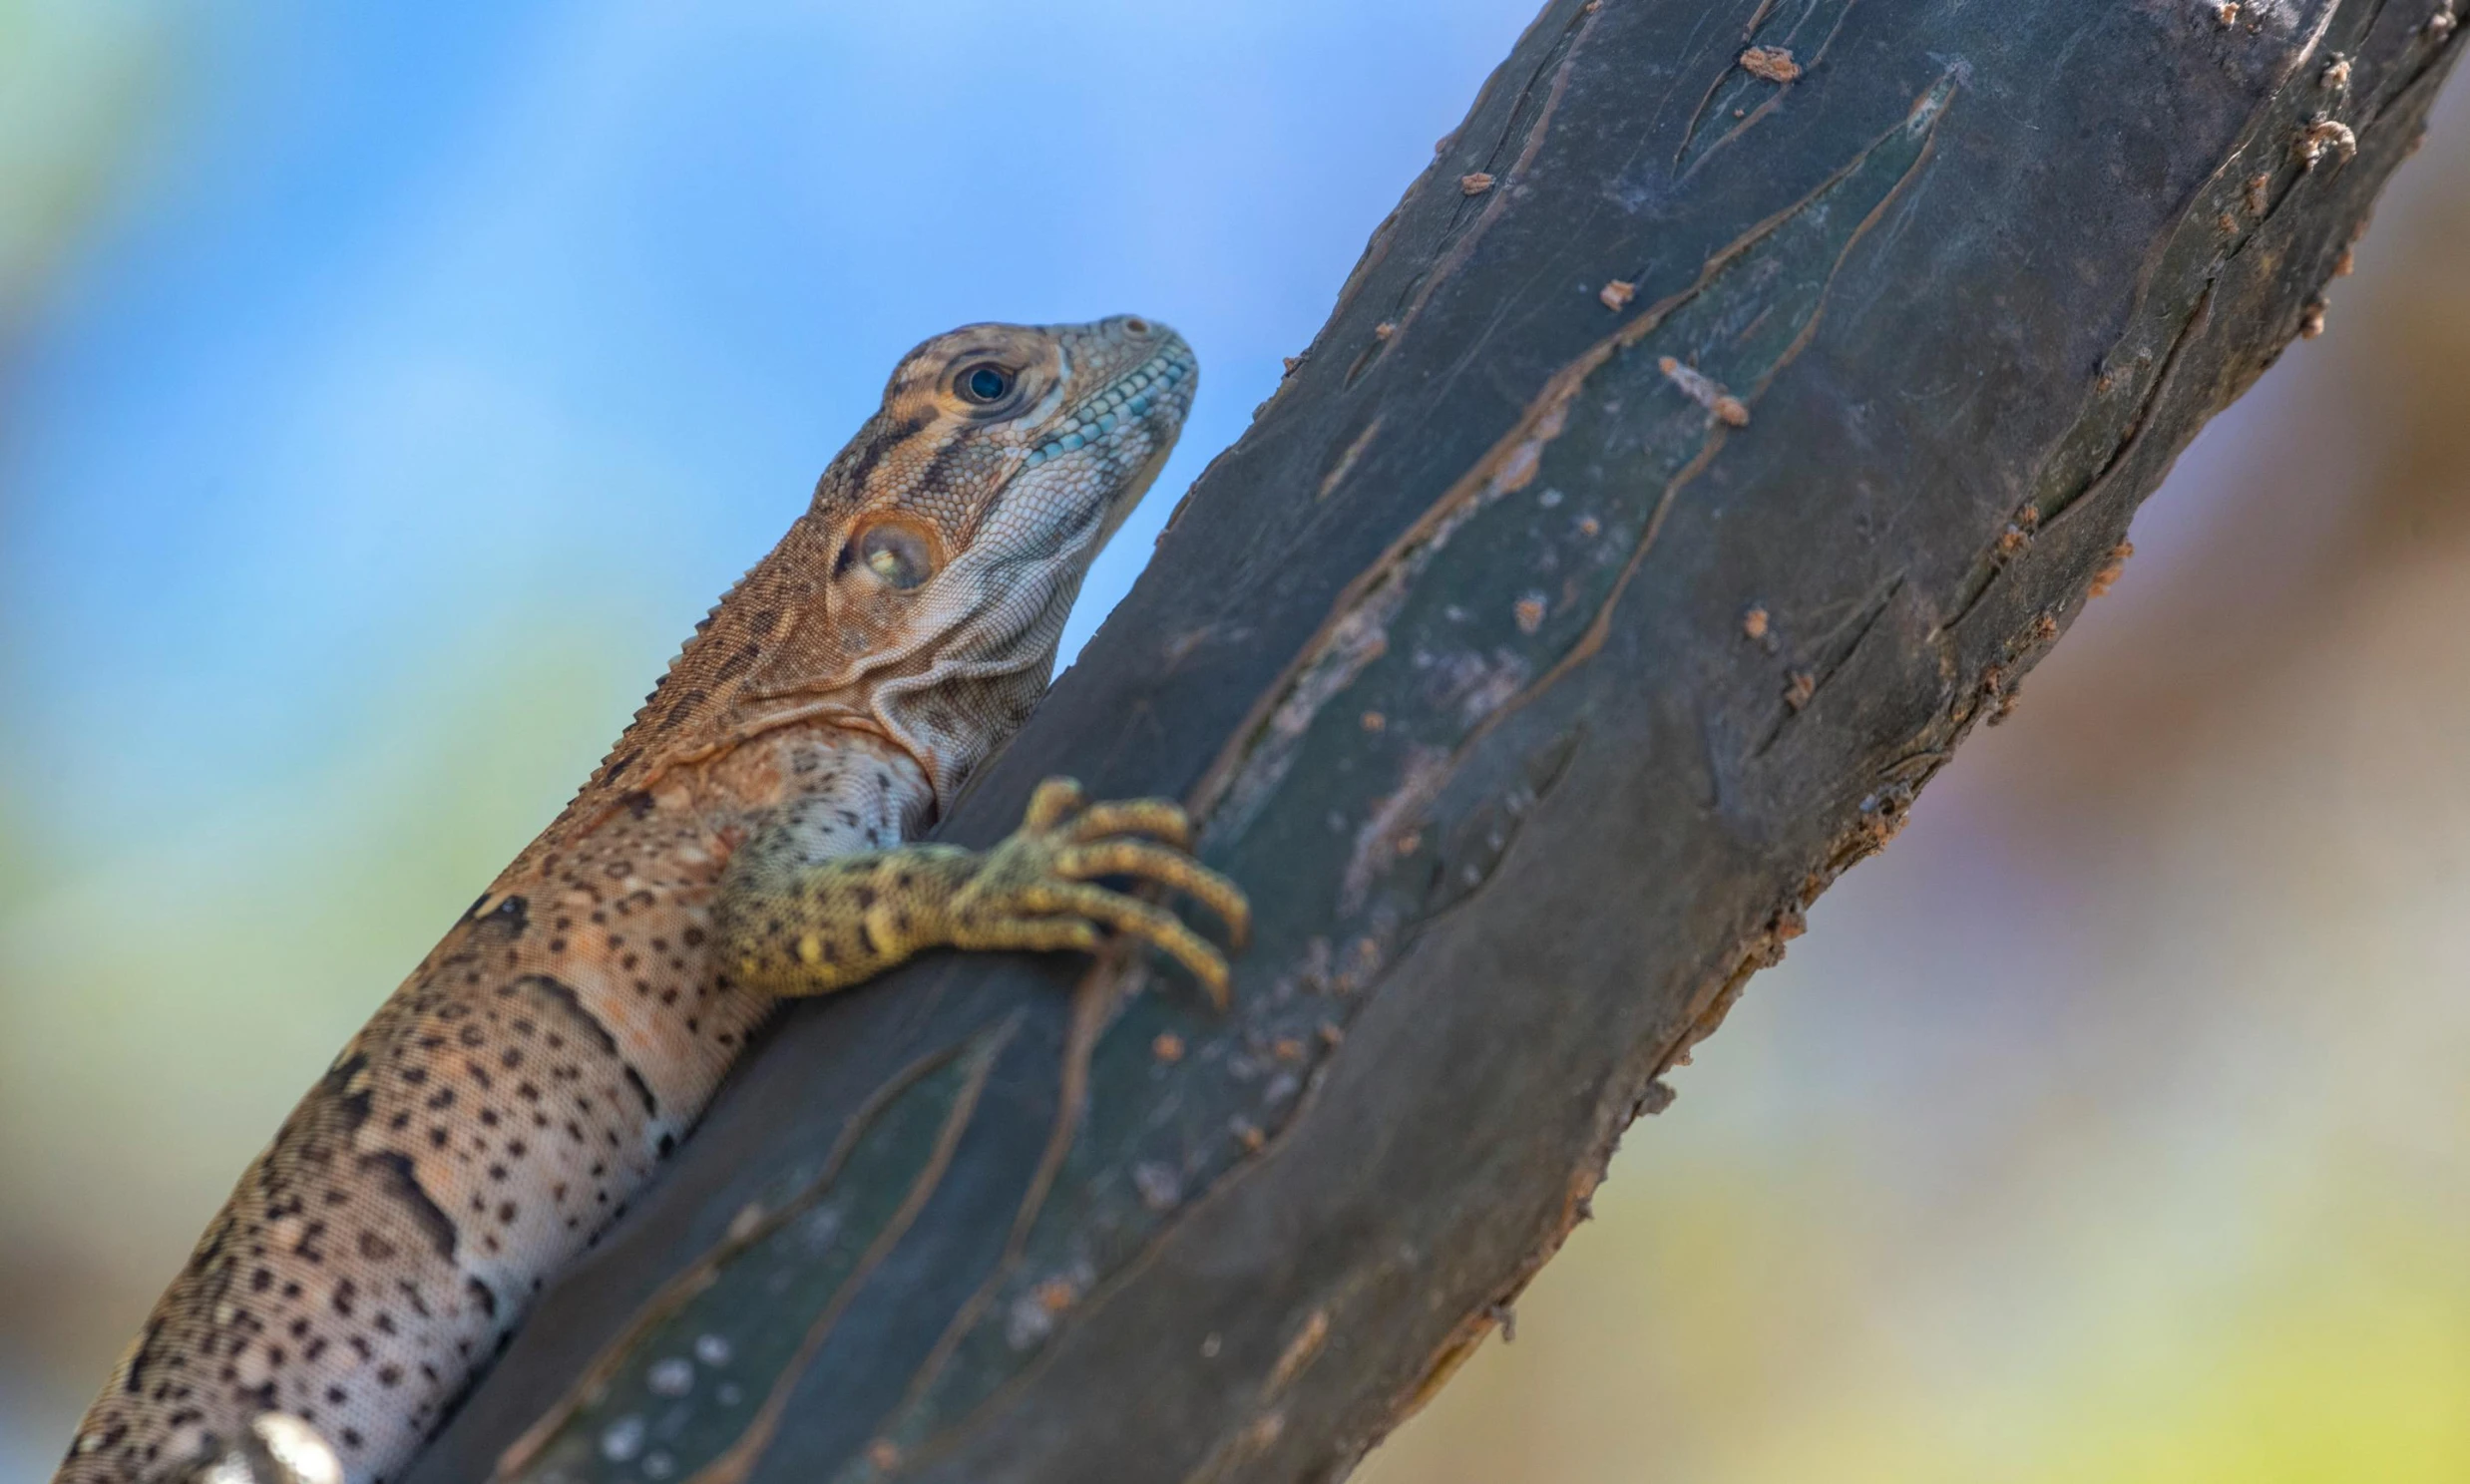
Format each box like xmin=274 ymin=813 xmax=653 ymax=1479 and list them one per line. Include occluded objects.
xmin=1022 ymin=350 xmax=1192 ymax=467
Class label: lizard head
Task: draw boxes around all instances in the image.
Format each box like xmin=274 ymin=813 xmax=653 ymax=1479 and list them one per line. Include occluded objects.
xmin=592 ymin=315 xmax=1194 ymax=815
xmin=817 ymin=312 xmax=1195 ymax=613
xmin=739 ymin=315 xmax=1198 ymax=806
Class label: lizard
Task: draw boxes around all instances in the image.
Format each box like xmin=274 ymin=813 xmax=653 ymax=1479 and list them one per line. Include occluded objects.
xmin=53 ymin=313 xmax=1248 ymax=1484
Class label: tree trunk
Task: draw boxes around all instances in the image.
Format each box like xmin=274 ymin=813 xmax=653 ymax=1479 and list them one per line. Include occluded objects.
xmin=410 ymin=2 xmax=2466 ymax=1480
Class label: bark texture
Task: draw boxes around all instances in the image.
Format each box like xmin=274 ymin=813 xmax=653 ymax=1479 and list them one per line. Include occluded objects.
xmin=410 ymin=2 xmax=2465 ymax=1480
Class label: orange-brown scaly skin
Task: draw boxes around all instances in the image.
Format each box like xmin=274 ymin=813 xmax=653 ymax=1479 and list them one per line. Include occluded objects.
xmin=56 ymin=316 xmax=1244 ymax=1484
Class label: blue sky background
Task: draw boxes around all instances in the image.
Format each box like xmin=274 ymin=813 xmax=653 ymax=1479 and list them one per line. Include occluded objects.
xmin=7 ymin=5 xmax=2470 ymax=1481
xmin=2 ymin=0 xmax=1528 ymax=853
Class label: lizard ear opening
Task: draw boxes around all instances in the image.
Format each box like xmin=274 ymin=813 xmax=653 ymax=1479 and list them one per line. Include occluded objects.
xmin=848 ymin=520 xmax=940 ymax=590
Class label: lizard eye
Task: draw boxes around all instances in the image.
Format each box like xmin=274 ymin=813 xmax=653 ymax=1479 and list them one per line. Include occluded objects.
xmin=853 ymin=523 xmax=936 ymax=589
xmin=955 ymin=362 xmax=1014 ymax=404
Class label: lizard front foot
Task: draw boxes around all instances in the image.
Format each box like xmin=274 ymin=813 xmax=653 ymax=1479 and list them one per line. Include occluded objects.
xmin=949 ymin=777 xmax=1251 ymax=1004
xmin=724 ymin=777 xmax=1250 ymax=1005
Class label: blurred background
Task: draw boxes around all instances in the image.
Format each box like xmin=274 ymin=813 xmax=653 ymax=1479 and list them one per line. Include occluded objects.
xmin=1 ymin=2 xmax=2464 ymax=1480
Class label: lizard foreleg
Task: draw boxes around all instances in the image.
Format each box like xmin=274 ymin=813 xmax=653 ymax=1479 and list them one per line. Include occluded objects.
xmin=716 ymin=777 xmax=1249 ymax=1005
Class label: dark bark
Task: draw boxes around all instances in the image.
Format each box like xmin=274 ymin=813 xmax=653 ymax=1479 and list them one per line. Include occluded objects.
xmin=411 ymin=2 xmax=2465 ymax=1481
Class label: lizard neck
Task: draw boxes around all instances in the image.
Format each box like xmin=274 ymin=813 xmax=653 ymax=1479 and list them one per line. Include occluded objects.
xmin=564 ymin=503 xmax=1092 ymax=832
xmin=567 ymin=517 xmax=838 ymax=812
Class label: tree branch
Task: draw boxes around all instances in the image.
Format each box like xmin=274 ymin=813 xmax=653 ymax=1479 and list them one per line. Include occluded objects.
xmin=409 ymin=2 xmax=2465 ymax=1480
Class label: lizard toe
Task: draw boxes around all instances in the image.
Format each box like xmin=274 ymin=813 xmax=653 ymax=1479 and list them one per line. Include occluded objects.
xmin=1025 ymin=881 xmax=1232 ymax=1008
xmin=1023 ymin=776 xmax=1088 ymax=831
xmin=1063 ymin=798 xmax=1194 ymax=848
xmin=1051 ymin=840 xmax=1251 ymax=946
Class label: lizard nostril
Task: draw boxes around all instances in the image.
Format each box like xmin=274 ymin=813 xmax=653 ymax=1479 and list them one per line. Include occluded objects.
xmin=1120 ymin=317 xmax=1151 ymax=336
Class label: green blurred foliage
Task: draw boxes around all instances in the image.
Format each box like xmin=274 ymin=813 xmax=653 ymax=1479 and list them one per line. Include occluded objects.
xmin=0 ymin=0 xmax=177 ymax=939
xmin=0 ymin=2 xmax=172 ymax=348
xmin=0 ymin=611 xmax=653 ymax=1437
